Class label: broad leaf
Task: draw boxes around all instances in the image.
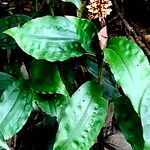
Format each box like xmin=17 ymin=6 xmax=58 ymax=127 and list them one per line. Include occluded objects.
xmin=4 ymin=16 xmax=97 ymax=61
xmin=0 ymin=14 xmax=31 ymax=50
xmin=0 ymin=80 xmax=33 ymax=140
xmin=35 ymin=94 xmax=69 ymax=121
xmin=114 ymin=96 xmax=144 ymax=150
xmin=62 ymin=0 xmax=82 ymax=11
xmin=104 ymin=37 xmax=150 ymax=113
xmin=140 ymin=83 xmax=150 ymax=150
xmin=0 ymin=72 xmax=14 ymax=91
xmin=54 ymin=81 xmax=108 ymax=150
xmin=0 ymin=131 xmax=10 ymax=150
xmin=30 ymin=60 xmax=68 ymax=96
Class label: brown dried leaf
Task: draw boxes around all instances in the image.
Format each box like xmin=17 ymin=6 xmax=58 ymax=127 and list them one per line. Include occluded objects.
xmin=145 ymin=35 xmax=150 ymax=42
xmin=98 ymin=26 xmax=108 ymax=50
xmin=105 ymin=131 xmax=132 ymax=150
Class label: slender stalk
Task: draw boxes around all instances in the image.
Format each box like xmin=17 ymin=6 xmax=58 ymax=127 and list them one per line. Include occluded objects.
xmin=49 ymin=4 xmax=54 ymax=16
xmin=35 ymin=0 xmax=38 ymax=12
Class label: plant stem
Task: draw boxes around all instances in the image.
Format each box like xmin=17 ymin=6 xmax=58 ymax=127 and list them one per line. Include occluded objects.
xmin=35 ymin=0 xmax=38 ymax=12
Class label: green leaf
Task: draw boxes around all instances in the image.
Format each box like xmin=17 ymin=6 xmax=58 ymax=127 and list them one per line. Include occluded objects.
xmin=0 ymin=131 xmax=10 ymax=150
xmin=0 ymin=72 xmax=14 ymax=91
xmin=30 ymin=60 xmax=68 ymax=96
xmin=66 ymin=16 xmax=97 ymax=53
xmin=0 ymin=14 xmax=31 ymax=50
xmin=62 ymin=0 xmax=82 ymax=11
xmin=0 ymin=80 xmax=33 ymax=140
xmin=114 ymin=96 xmax=144 ymax=150
xmin=54 ymin=81 xmax=108 ymax=150
xmin=4 ymin=16 xmax=97 ymax=61
xmin=35 ymin=94 xmax=69 ymax=121
xmin=140 ymin=83 xmax=150 ymax=150
xmin=104 ymin=37 xmax=150 ymax=113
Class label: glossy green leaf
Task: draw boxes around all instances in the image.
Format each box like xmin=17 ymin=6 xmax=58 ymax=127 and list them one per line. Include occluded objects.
xmin=104 ymin=37 xmax=150 ymax=113
xmin=62 ymin=0 xmax=82 ymax=11
xmin=66 ymin=16 xmax=97 ymax=53
xmin=0 ymin=14 xmax=31 ymax=50
xmin=4 ymin=16 xmax=97 ymax=61
xmin=114 ymin=96 xmax=144 ymax=150
xmin=35 ymin=94 xmax=70 ymax=121
xmin=30 ymin=60 xmax=68 ymax=96
xmin=54 ymin=81 xmax=108 ymax=150
xmin=0 ymin=72 xmax=14 ymax=91
xmin=140 ymin=83 xmax=150 ymax=150
xmin=0 ymin=131 xmax=10 ymax=150
xmin=0 ymin=80 xmax=33 ymax=140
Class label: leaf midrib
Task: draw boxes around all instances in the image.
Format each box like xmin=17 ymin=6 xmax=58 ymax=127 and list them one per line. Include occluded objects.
xmin=107 ymin=48 xmax=138 ymax=94
xmin=59 ymin=99 xmax=92 ymax=150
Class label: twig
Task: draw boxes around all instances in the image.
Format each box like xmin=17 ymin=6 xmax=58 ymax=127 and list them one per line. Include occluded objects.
xmin=113 ymin=0 xmax=150 ymax=57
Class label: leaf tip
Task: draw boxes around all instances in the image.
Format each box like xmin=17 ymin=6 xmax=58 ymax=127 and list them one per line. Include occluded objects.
xmin=3 ymin=27 xmax=19 ymax=37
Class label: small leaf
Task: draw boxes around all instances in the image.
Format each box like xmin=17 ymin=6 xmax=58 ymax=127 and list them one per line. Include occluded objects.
xmin=62 ymin=0 xmax=82 ymax=11
xmin=0 ymin=72 xmax=14 ymax=91
xmin=0 ymin=80 xmax=33 ymax=140
xmin=104 ymin=37 xmax=150 ymax=113
xmin=30 ymin=60 xmax=68 ymax=96
xmin=54 ymin=81 xmax=108 ymax=150
xmin=140 ymin=83 xmax=150 ymax=150
xmin=114 ymin=96 xmax=144 ymax=150
xmin=4 ymin=16 xmax=97 ymax=61
xmin=35 ymin=94 xmax=69 ymax=121
xmin=0 ymin=14 xmax=31 ymax=50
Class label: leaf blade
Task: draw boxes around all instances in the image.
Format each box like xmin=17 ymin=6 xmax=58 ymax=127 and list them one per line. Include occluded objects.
xmin=30 ymin=60 xmax=68 ymax=96
xmin=140 ymin=83 xmax=150 ymax=150
xmin=104 ymin=37 xmax=150 ymax=113
xmin=114 ymin=96 xmax=144 ymax=150
xmin=54 ymin=81 xmax=108 ymax=150
xmin=0 ymin=80 xmax=33 ymax=140
xmin=4 ymin=16 xmax=97 ymax=62
xmin=35 ymin=94 xmax=69 ymax=121
xmin=0 ymin=72 xmax=14 ymax=91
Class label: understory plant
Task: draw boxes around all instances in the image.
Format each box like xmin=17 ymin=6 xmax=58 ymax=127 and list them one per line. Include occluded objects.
xmin=0 ymin=0 xmax=150 ymax=149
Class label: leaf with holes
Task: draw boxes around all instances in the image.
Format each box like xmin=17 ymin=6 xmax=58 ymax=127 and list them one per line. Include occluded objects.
xmin=104 ymin=37 xmax=150 ymax=113
xmin=0 ymin=80 xmax=33 ymax=140
xmin=30 ymin=60 xmax=68 ymax=96
xmin=54 ymin=81 xmax=108 ymax=150
xmin=4 ymin=16 xmax=97 ymax=61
